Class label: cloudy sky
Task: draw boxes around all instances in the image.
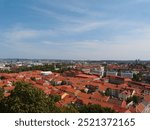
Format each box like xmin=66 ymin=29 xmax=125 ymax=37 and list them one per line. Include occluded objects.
xmin=0 ymin=0 xmax=150 ymax=60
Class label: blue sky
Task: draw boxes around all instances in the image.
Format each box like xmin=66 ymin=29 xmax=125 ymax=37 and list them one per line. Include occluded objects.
xmin=0 ymin=0 xmax=150 ymax=60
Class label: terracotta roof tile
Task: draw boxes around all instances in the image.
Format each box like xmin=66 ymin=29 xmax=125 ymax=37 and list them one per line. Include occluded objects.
xmin=136 ymin=103 xmax=145 ymax=113
xmin=144 ymin=95 xmax=150 ymax=102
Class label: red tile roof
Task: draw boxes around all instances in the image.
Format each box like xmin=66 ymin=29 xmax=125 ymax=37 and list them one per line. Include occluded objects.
xmin=4 ymin=86 xmax=15 ymax=91
xmin=77 ymin=92 xmax=91 ymax=99
xmin=121 ymin=100 xmax=127 ymax=108
xmin=76 ymin=74 xmax=98 ymax=79
xmin=90 ymin=92 xmax=109 ymax=102
xmin=56 ymin=95 xmax=77 ymax=107
xmin=136 ymin=103 xmax=145 ymax=113
xmin=4 ymin=93 xmax=11 ymax=97
xmin=144 ymin=95 xmax=150 ymax=102
xmin=124 ymin=109 xmax=131 ymax=113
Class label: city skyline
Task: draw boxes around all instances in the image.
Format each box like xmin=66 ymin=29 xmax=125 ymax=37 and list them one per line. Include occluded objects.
xmin=0 ymin=0 xmax=150 ymax=60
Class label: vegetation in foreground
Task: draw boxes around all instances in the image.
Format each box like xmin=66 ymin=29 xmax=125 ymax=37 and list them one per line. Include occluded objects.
xmin=0 ymin=81 xmax=115 ymax=113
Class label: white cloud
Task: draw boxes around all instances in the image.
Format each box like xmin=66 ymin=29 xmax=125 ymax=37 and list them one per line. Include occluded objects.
xmin=30 ymin=5 xmax=107 ymax=34
xmin=55 ymin=24 xmax=150 ymax=60
xmin=1 ymin=16 xmax=150 ymax=59
xmin=4 ymin=29 xmax=39 ymax=41
xmin=61 ymin=21 xmax=109 ymax=33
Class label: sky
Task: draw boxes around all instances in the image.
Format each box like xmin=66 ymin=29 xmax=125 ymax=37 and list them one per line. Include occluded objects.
xmin=0 ymin=0 xmax=150 ymax=60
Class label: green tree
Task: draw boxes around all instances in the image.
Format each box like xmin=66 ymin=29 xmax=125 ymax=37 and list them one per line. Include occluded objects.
xmin=126 ymin=96 xmax=139 ymax=104
xmin=77 ymin=104 xmax=115 ymax=113
xmin=61 ymin=80 xmax=67 ymax=85
xmin=0 ymin=76 xmax=6 ymax=80
xmin=49 ymin=95 xmax=61 ymax=102
xmin=0 ymin=82 xmax=59 ymax=113
xmin=133 ymin=73 xmax=142 ymax=82
xmin=30 ymin=77 xmax=36 ymax=81
xmin=132 ymin=96 xmax=139 ymax=104
xmin=0 ymin=87 xmax=4 ymax=101
xmin=105 ymin=88 xmax=111 ymax=96
xmin=61 ymin=105 xmax=78 ymax=113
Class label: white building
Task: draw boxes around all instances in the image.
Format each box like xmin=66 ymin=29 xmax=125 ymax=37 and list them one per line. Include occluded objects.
xmin=41 ymin=71 xmax=53 ymax=76
xmin=90 ymin=66 xmax=105 ymax=78
xmin=100 ymin=66 xmax=105 ymax=78
xmin=106 ymin=71 xmax=118 ymax=76
xmin=142 ymin=103 xmax=150 ymax=113
xmin=81 ymin=68 xmax=90 ymax=74
xmin=121 ymin=72 xmax=133 ymax=78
